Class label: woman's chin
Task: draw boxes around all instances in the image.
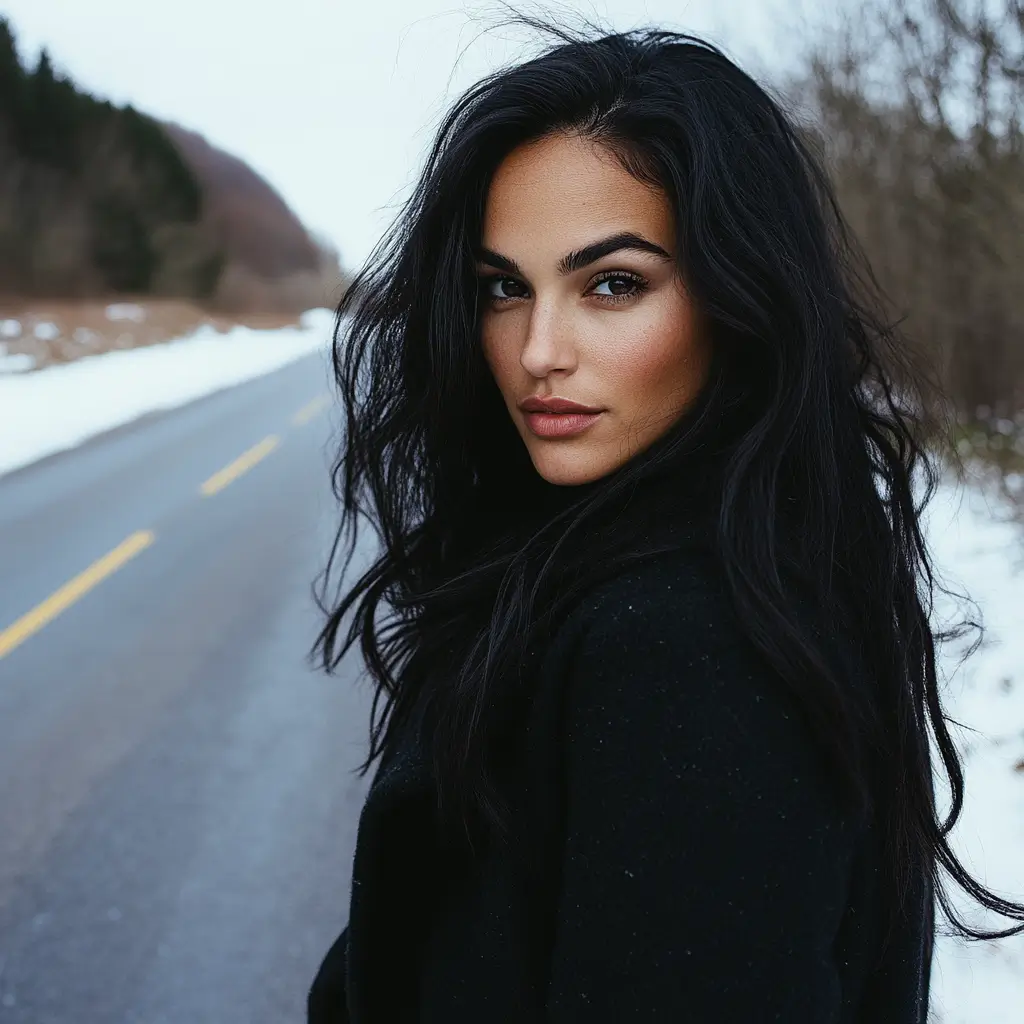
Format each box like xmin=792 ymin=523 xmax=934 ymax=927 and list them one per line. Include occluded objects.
xmin=526 ymin=445 xmax=620 ymax=487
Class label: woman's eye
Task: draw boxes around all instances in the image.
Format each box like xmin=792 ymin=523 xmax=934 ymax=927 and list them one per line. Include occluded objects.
xmin=591 ymin=274 xmax=647 ymax=300
xmin=480 ymin=276 xmax=527 ymax=301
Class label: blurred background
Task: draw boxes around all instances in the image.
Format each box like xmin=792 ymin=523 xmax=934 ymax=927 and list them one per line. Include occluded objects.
xmin=0 ymin=1 xmax=1021 ymax=1021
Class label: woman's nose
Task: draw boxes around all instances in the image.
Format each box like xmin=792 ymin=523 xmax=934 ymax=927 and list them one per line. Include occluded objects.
xmin=519 ymin=303 xmax=577 ymax=378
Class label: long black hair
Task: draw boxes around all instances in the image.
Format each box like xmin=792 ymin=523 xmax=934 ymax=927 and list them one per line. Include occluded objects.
xmin=313 ymin=18 xmax=1024 ymax=944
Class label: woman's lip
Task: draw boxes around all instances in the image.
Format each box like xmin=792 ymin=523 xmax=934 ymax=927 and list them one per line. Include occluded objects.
xmin=522 ymin=410 xmax=603 ymax=439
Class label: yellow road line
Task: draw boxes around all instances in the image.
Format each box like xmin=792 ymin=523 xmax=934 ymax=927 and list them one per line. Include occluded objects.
xmin=292 ymin=394 xmax=330 ymax=426
xmin=200 ymin=435 xmax=280 ymax=496
xmin=0 ymin=530 xmax=155 ymax=661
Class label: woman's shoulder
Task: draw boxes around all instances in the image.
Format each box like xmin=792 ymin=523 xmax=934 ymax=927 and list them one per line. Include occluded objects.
xmin=544 ymin=543 xmax=846 ymax=804
xmin=554 ymin=534 xmax=830 ymax=681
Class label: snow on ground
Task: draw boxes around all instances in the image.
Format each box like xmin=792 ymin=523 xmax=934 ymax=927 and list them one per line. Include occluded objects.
xmin=0 ymin=308 xmax=335 ymax=478
xmin=925 ymin=474 xmax=1024 ymax=1023
xmin=0 ymin=310 xmax=1021 ymax=1018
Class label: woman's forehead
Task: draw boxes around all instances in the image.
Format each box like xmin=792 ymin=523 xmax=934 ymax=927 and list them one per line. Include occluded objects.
xmin=482 ymin=134 xmax=673 ymax=261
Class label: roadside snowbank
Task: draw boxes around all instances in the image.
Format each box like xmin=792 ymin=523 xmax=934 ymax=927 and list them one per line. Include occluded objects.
xmin=926 ymin=477 xmax=1024 ymax=1024
xmin=0 ymin=309 xmax=335 ymax=478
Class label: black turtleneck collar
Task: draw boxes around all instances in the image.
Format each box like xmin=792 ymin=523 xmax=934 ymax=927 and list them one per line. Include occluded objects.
xmin=527 ymin=433 xmax=726 ymax=556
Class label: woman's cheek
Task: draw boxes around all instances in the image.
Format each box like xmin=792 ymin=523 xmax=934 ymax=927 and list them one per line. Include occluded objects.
xmin=589 ymin=303 xmax=705 ymax=435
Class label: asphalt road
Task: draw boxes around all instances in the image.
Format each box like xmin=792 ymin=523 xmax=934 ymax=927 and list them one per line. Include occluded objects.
xmin=0 ymin=353 xmax=375 ymax=1023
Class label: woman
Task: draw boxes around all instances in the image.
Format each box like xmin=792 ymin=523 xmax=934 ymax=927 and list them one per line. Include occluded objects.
xmin=307 ymin=22 xmax=1024 ymax=1024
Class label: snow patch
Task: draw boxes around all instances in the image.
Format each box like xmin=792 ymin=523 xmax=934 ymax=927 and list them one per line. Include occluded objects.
xmin=32 ymin=322 xmax=59 ymax=342
xmin=105 ymin=303 xmax=147 ymax=322
xmin=0 ymin=343 xmax=34 ymax=374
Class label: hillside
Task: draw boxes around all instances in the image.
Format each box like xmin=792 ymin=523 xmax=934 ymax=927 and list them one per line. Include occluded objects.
xmin=163 ymin=123 xmax=346 ymax=313
xmin=163 ymin=124 xmax=320 ymax=280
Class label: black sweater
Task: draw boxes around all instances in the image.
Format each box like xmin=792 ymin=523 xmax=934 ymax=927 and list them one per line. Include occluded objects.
xmin=308 ymin=481 xmax=934 ymax=1023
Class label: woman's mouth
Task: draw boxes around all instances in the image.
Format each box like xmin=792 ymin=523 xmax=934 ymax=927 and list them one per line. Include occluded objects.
xmin=522 ymin=410 xmax=603 ymax=439
xmin=517 ymin=395 xmax=605 ymax=439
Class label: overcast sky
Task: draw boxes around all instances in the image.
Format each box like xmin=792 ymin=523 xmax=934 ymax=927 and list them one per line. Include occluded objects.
xmin=1 ymin=0 xmax=819 ymax=272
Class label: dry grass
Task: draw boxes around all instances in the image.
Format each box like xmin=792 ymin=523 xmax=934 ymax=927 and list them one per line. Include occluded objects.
xmin=0 ymin=297 xmax=307 ymax=371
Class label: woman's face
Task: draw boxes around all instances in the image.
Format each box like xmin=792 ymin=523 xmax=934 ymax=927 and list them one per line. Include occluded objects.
xmin=477 ymin=131 xmax=711 ymax=487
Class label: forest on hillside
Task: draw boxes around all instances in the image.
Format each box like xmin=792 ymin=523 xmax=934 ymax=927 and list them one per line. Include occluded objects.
xmin=0 ymin=17 xmax=343 ymax=312
xmin=0 ymin=17 xmax=223 ymax=299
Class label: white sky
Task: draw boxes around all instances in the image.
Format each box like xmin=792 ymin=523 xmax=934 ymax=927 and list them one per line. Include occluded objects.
xmin=0 ymin=0 xmax=820 ymax=271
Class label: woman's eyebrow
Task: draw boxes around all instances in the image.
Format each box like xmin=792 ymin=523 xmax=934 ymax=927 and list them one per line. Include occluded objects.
xmin=476 ymin=231 xmax=673 ymax=278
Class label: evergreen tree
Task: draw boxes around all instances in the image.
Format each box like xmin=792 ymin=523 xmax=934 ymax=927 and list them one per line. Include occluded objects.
xmin=0 ymin=17 xmax=26 ymax=124
xmin=16 ymin=47 xmax=78 ymax=167
xmin=23 ymin=47 xmax=78 ymax=167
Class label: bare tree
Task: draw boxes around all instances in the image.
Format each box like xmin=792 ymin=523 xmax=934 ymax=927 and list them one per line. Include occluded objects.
xmin=794 ymin=0 xmax=1024 ymax=434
